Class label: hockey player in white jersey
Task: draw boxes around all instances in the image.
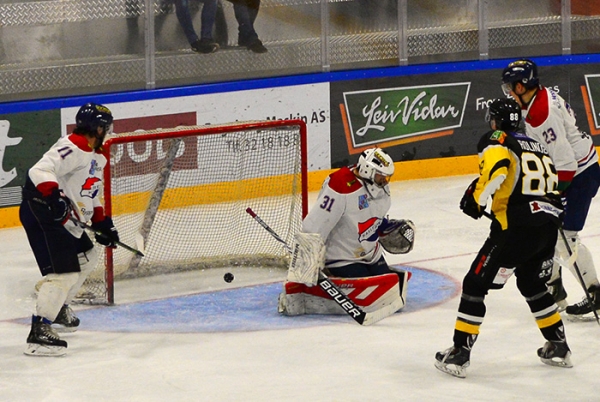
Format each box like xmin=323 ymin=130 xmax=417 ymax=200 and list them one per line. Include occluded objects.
xmin=278 ymin=147 xmax=414 ymax=317
xmin=20 ymin=103 xmax=120 ymax=356
xmin=502 ymin=59 xmax=600 ymax=320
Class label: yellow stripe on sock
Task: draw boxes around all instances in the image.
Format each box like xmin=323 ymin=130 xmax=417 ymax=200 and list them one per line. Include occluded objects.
xmin=455 ymin=320 xmax=480 ymax=335
xmin=536 ymin=312 xmax=562 ymax=329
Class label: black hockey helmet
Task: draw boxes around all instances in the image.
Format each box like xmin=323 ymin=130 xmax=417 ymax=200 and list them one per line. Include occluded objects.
xmin=501 ymin=59 xmax=539 ymax=96
xmin=485 ymin=98 xmax=521 ymax=131
xmin=75 ymin=103 xmax=113 ymax=134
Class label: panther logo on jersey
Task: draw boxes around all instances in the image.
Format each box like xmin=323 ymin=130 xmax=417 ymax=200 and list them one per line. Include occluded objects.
xmin=80 ymin=177 xmax=101 ymax=199
xmin=357 ymin=217 xmax=382 ymax=242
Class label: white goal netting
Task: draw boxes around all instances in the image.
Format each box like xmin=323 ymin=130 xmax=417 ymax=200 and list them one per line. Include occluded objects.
xmin=76 ymin=120 xmax=307 ymax=304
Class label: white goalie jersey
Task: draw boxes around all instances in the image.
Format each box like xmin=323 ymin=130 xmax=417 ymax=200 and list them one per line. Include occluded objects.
xmin=301 ymin=166 xmax=391 ymax=269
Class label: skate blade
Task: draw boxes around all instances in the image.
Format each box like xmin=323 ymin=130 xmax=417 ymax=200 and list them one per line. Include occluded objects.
xmin=564 ymin=311 xmax=600 ymax=322
xmin=540 ymin=352 xmax=573 ymax=368
xmin=434 ymin=360 xmax=468 ymax=378
xmin=52 ymin=324 xmax=78 ymax=333
xmin=24 ymin=343 xmax=67 ymax=357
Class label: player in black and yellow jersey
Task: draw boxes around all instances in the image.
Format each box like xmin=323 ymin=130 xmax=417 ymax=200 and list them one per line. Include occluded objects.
xmin=435 ymin=98 xmax=572 ymax=378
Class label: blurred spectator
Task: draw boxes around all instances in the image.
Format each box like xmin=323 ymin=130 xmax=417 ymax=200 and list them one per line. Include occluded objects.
xmin=174 ymin=0 xmax=219 ymax=54
xmin=227 ymin=0 xmax=267 ymax=53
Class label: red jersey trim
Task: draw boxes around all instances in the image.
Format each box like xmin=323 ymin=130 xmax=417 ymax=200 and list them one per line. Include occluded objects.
xmin=328 ymin=166 xmax=363 ymax=194
xmin=525 ymin=87 xmax=549 ymax=128
xmin=91 ymin=206 xmax=105 ymax=223
xmin=36 ymin=181 xmax=59 ymax=196
xmin=557 ymin=170 xmax=575 ymax=184
xmin=68 ymin=134 xmax=94 ymax=152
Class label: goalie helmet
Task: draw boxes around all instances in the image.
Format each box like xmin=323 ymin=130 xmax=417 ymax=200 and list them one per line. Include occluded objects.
xmin=485 ymin=98 xmax=521 ymax=131
xmin=356 ymin=148 xmax=394 ymax=196
xmin=501 ymin=59 xmax=539 ymax=96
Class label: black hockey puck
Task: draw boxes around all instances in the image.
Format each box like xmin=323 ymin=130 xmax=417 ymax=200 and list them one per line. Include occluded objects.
xmin=224 ymin=272 xmax=234 ymax=283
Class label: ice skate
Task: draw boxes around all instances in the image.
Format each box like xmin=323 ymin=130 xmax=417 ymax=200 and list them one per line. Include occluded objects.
xmin=537 ymin=341 xmax=572 ymax=368
xmin=434 ymin=346 xmax=470 ymax=378
xmin=52 ymin=304 xmax=80 ymax=333
xmin=24 ymin=316 xmax=67 ymax=357
xmin=547 ymin=278 xmax=568 ymax=312
xmin=565 ymin=285 xmax=600 ymax=321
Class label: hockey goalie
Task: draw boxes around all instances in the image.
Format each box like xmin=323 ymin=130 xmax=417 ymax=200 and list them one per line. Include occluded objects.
xmin=278 ymin=148 xmax=415 ymax=318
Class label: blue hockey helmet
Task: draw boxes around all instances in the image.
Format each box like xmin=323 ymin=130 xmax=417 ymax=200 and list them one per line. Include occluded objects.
xmin=501 ymin=59 xmax=539 ymax=96
xmin=75 ymin=103 xmax=113 ymax=134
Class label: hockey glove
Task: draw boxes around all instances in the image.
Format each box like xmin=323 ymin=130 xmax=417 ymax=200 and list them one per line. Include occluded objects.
xmin=44 ymin=188 xmax=72 ymax=223
xmin=541 ymin=191 xmax=566 ymax=224
xmin=460 ymin=178 xmax=484 ymax=220
xmin=379 ymin=218 xmax=415 ymax=254
xmin=91 ymin=217 xmax=120 ymax=248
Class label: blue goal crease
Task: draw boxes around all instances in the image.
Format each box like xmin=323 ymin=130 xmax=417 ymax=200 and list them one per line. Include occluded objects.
xmin=14 ymin=266 xmax=458 ymax=333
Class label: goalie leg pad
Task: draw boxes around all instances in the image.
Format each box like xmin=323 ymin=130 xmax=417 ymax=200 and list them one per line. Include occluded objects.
xmin=287 ymin=232 xmax=325 ymax=285
xmin=389 ymin=267 xmax=410 ymax=304
xmin=279 ymin=273 xmax=406 ymax=316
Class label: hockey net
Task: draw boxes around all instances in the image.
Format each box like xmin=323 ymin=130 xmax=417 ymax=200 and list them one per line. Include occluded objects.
xmin=76 ymin=120 xmax=307 ymax=305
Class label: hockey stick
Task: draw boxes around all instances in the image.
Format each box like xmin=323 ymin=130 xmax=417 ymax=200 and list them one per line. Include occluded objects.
xmin=69 ymin=216 xmax=145 ymax=257
xmin=482 ymin=210 xmax=600 ymax=324
xmin=246 ymin=207 xmax=402 ymax=326
xmin=245 ymin=208 xmax=293 ymax=254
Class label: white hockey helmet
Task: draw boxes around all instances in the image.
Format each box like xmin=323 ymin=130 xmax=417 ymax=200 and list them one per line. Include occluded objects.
xmin=356 ymin=148 xmax=395 ymax=185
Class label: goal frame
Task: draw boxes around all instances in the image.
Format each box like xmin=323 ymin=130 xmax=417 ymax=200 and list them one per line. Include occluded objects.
xmin=100 ymin=119 xmax=308 ymax=304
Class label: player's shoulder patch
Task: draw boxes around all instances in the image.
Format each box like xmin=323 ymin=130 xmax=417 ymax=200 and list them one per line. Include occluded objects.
xmin=477 ymin=130 xmax=507 ymax=152
xmin=328 ymin=166 xmax=362 ymax=194
xmin=489 ymin=130 xmax=506 ymax=143
xmin=525 ymin=87 xmax=550 ymax=128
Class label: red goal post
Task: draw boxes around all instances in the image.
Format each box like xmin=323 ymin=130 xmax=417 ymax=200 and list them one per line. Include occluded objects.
xmin=77 ymin=119 xmax=308 ymax=305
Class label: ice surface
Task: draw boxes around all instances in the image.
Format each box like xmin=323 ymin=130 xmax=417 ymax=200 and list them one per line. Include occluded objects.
xmin=1 ymin=175 xmax=599 ymax=401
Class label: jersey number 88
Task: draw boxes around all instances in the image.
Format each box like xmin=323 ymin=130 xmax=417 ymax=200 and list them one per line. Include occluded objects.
xmin=521 ymin=153 xmax=558 ymax=195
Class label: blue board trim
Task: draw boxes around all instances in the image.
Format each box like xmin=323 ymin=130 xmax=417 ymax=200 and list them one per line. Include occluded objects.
xmin=2 ymin=53 xmax=600 ymax=115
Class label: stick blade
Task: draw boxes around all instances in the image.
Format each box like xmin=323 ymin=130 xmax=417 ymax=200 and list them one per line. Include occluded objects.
xmin=135 ymin=232 xmax=146 ymax=255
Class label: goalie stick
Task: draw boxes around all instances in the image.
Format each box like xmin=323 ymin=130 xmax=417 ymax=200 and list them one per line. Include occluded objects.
xmin=246 ymin=207 xmax=402 ymax=326
xmin=482 ymin=210 xmax=600 ymax=325
xmin=69 ymin=216 xmax=145 ymax=257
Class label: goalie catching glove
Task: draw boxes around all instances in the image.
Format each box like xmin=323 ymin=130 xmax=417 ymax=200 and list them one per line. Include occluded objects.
xmin=378 ymin=218 xmax=415 ymax=254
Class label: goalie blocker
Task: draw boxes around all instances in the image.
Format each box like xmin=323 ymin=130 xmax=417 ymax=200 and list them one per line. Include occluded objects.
xmin=278 ymin=232 xmax=410 ymax=316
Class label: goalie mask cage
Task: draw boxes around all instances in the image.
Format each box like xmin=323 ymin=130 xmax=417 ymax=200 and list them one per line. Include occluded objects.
xmin=78 ymin=119 xmax=307 ymax=305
